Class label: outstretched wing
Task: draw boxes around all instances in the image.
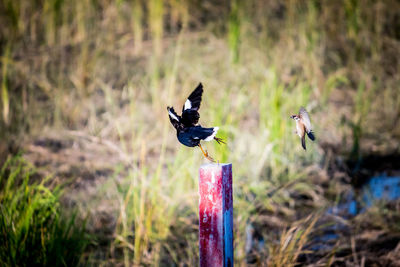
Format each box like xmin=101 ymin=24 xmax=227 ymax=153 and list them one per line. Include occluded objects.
xmin=182 ymin=83 xmax=203 ymax=113
xmin=181 ymin=83 xmax=203 ymax=126
xmin=167 ymin=107 xmax=182 ymax=130
xmin=299 ymin=107 xmax=312 ymax=133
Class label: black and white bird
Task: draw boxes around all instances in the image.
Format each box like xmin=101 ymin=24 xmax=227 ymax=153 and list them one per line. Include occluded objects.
xmin=167 ymin=83 xmax=225 ymax=162
xmin=290 ymin=107 xmax=315 ymax=150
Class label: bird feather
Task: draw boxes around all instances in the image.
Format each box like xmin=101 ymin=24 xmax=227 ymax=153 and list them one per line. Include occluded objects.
xmin=182 ymin=83 xmax=203 ymax=112
xmin=299 ymin=107 xmax=312 ymax=133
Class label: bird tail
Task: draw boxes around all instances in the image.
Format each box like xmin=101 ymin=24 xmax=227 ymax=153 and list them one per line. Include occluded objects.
xmin=301 ymin=136 xmax=306 ymax=150
xmin=307 ymin=131 xmax=315 ymax=141
xmin=204 ymin=127 xmax=219 ymax=141
xmin=189 ymin=126 xmax=219 ymax=142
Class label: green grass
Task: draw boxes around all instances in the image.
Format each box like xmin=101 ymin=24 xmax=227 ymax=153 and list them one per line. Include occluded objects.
xmin=228 ymin=0 xmax=241 ymax=64
xmin=1 ymin=43 xmax=10 ymax=125
xmin=0 ymin=156 xmax=90 ymax=266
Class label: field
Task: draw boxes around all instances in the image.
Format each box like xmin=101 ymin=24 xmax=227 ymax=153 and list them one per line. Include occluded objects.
xmin=1 ymin=0 xmax=400 ymax=266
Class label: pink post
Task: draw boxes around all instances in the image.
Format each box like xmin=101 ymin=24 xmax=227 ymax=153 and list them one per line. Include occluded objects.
xmin=199 ymin=163 xmax=233 ymax=267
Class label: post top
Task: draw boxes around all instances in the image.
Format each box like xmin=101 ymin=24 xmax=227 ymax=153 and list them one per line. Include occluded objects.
xmin=200 ymin=163 xmax=232 ymax=169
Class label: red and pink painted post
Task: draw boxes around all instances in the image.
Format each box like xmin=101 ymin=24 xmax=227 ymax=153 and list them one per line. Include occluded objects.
xmin=199 ymin=163 xmax=233 ymax=267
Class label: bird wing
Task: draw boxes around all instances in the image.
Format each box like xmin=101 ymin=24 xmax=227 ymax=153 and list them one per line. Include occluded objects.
xmin=299 ymin=107 xmax=312 ymax=133
xmin=182 ymin=83 xmax=203 ymax=113
xmin=167 ymin=107 xmax=182 ymax=129
xmin=168 ymin=106 xmax=180 ymax=121
xmin=181 ymin=83 xmax=203 ymax=126
xmin=301 ymin=135 xmax=306 ymax=150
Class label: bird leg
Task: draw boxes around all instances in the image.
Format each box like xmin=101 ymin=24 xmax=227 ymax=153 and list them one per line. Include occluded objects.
xmin=214 ymin=137 xmax=226 ymax=145
xmin=198 ymin=144 xmax=215 ymax=162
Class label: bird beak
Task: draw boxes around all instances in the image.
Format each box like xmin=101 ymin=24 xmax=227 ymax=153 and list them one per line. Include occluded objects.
xmin=290 ymin=115 xmax=295 ymax=119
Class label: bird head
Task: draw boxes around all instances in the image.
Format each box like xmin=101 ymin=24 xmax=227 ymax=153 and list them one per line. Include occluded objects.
xmin=290 ymin=115 xmax=300 ymax=121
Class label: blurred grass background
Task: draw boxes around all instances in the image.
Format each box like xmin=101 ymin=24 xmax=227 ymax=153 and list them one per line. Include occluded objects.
xmin=0 ymin=0 xmax=400 ymax=266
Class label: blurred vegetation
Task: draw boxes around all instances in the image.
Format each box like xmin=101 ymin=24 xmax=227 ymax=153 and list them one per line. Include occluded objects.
xmin=0 ymin=0 xmax=399 ymax=265
xmin=0 ymin=156 xmax=89 ymax=266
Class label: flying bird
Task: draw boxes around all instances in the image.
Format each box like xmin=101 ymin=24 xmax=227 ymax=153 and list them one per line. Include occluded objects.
xmin=290 ymin=107 xmax=315 ymax=150
xmin=167 ymin=83 xmax=225 ymax=162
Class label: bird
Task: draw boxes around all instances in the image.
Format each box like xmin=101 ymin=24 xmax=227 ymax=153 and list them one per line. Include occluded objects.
xmin=290 ymin=107 xmax=315 ymax=150
xmin=167 ymin=83 xmax=225 ymax=162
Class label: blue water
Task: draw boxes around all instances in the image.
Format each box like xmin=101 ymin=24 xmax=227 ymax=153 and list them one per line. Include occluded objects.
xmin=362 ymin=175 xmax=400 ymax=207
xmin=314 ymin=175 xmax=400 ymax=250
xmin=329 ymin=175 xmax=400 ymax=217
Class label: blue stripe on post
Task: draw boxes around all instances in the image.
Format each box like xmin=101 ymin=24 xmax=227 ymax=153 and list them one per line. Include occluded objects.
xmin=223 ymin=165 xmax=233 ymax=267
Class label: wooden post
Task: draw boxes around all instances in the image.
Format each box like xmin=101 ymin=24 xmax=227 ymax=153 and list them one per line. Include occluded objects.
xmin=199 ymin=163 xmax=233 ymax=267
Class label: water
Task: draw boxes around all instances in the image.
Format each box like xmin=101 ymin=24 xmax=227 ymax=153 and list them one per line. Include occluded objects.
xmin=362 ymin=175 xmax=400 ymax=207
xmin=329 ymin=175 xmax=400 ymax=217
xmin=314 ymin=175 xmax=400 ymax=249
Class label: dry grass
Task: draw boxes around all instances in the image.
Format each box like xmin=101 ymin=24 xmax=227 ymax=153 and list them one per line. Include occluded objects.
xmin=268 ymin=214 xmax=320 ymax=267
